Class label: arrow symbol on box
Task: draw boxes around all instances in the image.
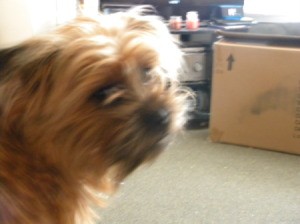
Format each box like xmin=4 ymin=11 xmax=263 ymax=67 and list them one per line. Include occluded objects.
xmin=227 ymin=54 xmax=235 ymax=71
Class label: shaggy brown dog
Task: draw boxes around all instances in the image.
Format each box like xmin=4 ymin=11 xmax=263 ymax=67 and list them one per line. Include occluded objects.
xmin=0 ymin=10 xmax=186 ymax=224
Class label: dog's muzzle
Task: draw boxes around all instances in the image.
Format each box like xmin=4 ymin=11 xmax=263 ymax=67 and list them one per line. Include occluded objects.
xmin=140 ymin=108 xmax=171 ymax=133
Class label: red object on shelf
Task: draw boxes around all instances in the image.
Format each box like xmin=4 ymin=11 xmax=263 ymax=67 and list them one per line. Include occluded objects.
xmin=186 ymin=11 xmax=199 ymax=30
xmin=169 ymin=16 xmax=182 ymax=30
xmin=186 ymin=20 xmax=200 ymax=30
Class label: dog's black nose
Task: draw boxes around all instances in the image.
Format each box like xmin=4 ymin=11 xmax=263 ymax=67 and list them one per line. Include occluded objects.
xmin=142 ymin=108 xmax=170 ymax=130
xmin=151 ymin=109 xmax=170 ymax=125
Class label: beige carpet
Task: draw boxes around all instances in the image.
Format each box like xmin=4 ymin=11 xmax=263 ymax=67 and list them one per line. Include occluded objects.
xmin=98 ymin=128 xmax=300 ymax=224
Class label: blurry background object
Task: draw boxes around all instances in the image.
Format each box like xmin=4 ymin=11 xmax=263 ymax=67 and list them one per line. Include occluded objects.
xmin=169 ymin=16 xmax=182 ymax=30
xmin=79 ymin=0 xmax=99 ymax=16
xmin=186 ymin=11 xmax=199 ymax=30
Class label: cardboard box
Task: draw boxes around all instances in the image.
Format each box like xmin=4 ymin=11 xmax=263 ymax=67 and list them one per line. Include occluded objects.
xmin=210 ymin=32 xmax=300 ymax=155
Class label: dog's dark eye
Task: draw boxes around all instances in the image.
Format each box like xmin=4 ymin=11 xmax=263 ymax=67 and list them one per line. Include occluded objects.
xmin=91 ymin=85 xmax=124 ymax=105
xmin=141 ymin=67 xmax=152 ymax=83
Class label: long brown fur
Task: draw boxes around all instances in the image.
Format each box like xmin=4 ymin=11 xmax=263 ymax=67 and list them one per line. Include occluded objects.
xmin=0 ymin=9 xmax=186 ymax=224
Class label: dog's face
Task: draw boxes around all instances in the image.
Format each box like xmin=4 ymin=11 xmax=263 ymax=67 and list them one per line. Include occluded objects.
xmin=0 ymin=11 xmax=186 ymax=197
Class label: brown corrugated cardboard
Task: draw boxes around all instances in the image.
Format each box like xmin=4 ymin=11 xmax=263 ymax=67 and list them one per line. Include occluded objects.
xmin=209 ymin=32 xmax=300 ymax=155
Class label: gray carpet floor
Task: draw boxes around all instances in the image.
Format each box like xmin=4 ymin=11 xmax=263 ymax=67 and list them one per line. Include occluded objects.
xmin=98 ymin=128 xmax=300 ymax=224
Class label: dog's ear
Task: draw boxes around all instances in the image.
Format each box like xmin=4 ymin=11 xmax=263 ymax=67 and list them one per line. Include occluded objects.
xmin=0 ymin=39 xmax=62 ymax=130
xmin=0 ymin=45 xmax=27 ymax=80
xmin=0 ymin=47 xmax=16 ymax=71
xmin=0 ymin=39 xmax=62 ymax=94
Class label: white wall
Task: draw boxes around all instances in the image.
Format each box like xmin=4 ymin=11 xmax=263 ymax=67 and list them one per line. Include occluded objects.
xmin=244 ymin=0 xmax=300 ymax=22
xmin=0 ymin=0 xmax=77 ymax=48
xmin=0 ymin=0 xmax=33 ymax=48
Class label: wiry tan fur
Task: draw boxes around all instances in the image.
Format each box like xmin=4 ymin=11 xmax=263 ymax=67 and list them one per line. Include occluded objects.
xmin=0 ymin=10 xmax=186 ymax=224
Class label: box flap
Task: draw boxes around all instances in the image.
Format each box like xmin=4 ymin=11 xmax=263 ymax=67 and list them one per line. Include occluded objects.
xmin=217 ymin=30 xmax=300 ymax=47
